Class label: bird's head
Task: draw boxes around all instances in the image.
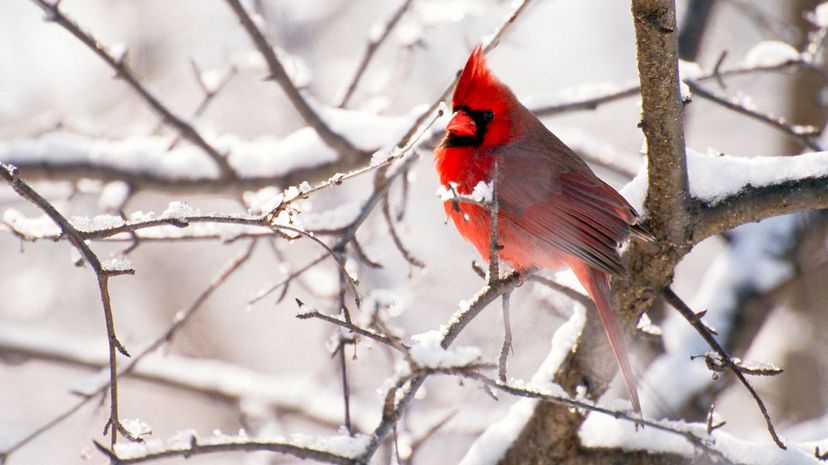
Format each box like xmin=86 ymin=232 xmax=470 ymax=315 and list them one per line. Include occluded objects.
xmin=444 ymin=45 xmax=515 ymax=149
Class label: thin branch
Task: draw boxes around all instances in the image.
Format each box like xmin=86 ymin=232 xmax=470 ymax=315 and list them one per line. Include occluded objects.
xmin=498 ymin=291 xmax=513 ymax=382
xmin=164 ymin=62 xmax=238 ymax=150
xmin=350 ymin=238 xmax=383 ymax=269
xmin=335 ymin=247 xmax=354 ymax=435
xmin=661 ymin=287 xmax=785 ymax=449
xmin=337 ymin=0 xmax=415 ymax=107
xmin=0 ymin=165 xmax=135 ymax=443
xmin=4 ymin=208 xmax=363 ymax=303
xmin=224 ymin=0 xmax=364 ymax=160
xmin=296 ymin=305 xmax=398 ymax=348
xmin=687 ymin=81 xmax=823 ymax=151
xmin=28 ymin=0 xmax=236 ymax=180
xmin=337 ymin=338 xmax=353 ymax=435
xmin=530 ymin=58 xmax=814 ymax=118
xmin=249 ymin=252 xmax=328 ymax=305
xmin=356 ymin=271 xmax=523 ymax=463
xmin=382 ymin=194 xmax=424 ymax=268
xmin=93 ymin=437 xmax=355 ymax=465
xmin=0 ymin=241 xmax=256 ymax=458
xmin=528 ymin=275 xmax=594 ymax=309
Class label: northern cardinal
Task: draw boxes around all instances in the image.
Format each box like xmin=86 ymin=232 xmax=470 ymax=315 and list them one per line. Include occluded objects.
xmin=434 ymin=46 xmax=651 ymax=413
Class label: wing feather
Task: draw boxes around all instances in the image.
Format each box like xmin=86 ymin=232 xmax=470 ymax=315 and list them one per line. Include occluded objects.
xmin=494 ymin=124 xmax=639 ymax=275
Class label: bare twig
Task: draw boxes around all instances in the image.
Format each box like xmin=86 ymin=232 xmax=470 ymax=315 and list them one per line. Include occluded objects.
xmin=249 ymin=253 xmax=328 ymax=305
xmin=498 ymin=291 xmax=513 ymax=382
xmin=706 ymin=404 xmax=726 ymax=434
xmin=687 ymin=81 xmax=823 ymax=151
xmin=337 ymin=339 xmax=353 ymax=434
xmin=28 ymin=0 xmax=236 ymax=180
xmin=382 ymin=194 xmax=424 ymax=268
xmin=250 ymin=124 xmax=437 ymax=304
xmin=662 ymin=287 xmax=785 ymax=448
xmin=401 ymin=411 xmax=456 ymax=465
xmin=350 ymin=238 xmax=383 ymax=269
xmin=164 ymin=62 xmax=238 ymax=150
xmin=224 ymin=0 xmax=364 ymax=160
xmin=0 ymin=164 xmax=136 ymax=443
xmin=335 ymin=249 xmax=354 ymax=435
xmin=0 ymin=240 xmax=256 ymax=458
xmin=531 ymin=58 xmax=812 ymax=118
xmin=528 ymin=275 xmax=593 ymax=309
xmin=295 ymin=302 xmax=398 ymax=348
xmin=356 ymin=271 xmax=523 ymax=463
xmin=337 ymin=0 xmax=415 ymax=107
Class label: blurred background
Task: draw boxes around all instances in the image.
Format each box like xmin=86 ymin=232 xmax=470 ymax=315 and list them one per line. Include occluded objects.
xmin=1 ymin=0 xmax=827 ymax=463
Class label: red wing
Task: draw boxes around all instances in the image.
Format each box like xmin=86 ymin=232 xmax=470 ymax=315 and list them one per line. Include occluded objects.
xmin=494 ymin=130 xmax=638 ymax=276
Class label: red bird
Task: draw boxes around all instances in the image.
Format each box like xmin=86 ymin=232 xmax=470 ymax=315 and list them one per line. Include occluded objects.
xmin=434 ymin=46 xmax=650 ymax=413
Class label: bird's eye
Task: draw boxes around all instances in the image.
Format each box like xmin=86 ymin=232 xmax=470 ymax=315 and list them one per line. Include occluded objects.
xmin=482 ymin=110 xmax=494 ymax=122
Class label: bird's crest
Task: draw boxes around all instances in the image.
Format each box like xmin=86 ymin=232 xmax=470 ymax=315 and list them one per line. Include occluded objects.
xmin=452 ymin=45 xmax=503 ymax=109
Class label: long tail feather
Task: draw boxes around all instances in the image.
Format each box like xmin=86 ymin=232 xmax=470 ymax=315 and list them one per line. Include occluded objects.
xmin=569 ymin=260 xmax=641 ymax=414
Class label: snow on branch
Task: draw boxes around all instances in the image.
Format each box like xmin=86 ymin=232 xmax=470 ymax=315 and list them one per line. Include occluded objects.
xmin=459 ymin=304 xmax=586 ymax=465
xmin=0 ymin=104 xmax=417 ymax=192
xmin=96 ymin=429 xmax=367 ymax=465
xmin=224 ymin=0 xmax=364 ymax=161
xmin=29 ymin=0 xmax=236 ymax=179
xmin=0 ymin=320 xmax=374 ymax=431
xmin=621 ymin=149 xmax=828 ymax=242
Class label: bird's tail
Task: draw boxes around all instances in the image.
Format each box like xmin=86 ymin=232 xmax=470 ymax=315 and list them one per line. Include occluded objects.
xmin=570 ymin=260 xmax=641 ymax=414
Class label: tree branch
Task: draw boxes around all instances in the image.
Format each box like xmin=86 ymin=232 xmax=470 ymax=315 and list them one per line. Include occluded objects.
xmin=694 ymin=172 xmax=828 ymax=242
xmin=0 ymin=164 xmax=136 ymax=443
xmin=224 ymin=0 xmax=365 ymax=161
xmin=94 ymin=437 xmax=356 ymax=465
xmin=0 ymin=241 xmax=256 ymax=458
xmin=632 ymin=0 xmax=690 ymax=242
xmin=336 ymin=0 xmax=414 ymax=108
xmin=687 ymin=81 xmax=823 ymax=151
xmin=28 ymin=0 xmax=236 ymax=180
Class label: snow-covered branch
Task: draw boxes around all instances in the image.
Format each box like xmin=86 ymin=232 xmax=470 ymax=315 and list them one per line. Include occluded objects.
xmin=224 ymin=0 xmax=364 ymax=161
xmin=95 ymin=432 xmax=364 ymax=465
xmin=29 ymin=0 xmax=236 ymax=179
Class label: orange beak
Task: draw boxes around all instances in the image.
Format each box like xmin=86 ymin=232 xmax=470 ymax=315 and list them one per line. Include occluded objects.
xmin=447 ymin=110 xmax=477 ymax=138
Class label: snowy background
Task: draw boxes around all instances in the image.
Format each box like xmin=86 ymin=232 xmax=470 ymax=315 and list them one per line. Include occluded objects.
xmin=1 ymin=0 xmax=828 ymax=464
